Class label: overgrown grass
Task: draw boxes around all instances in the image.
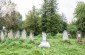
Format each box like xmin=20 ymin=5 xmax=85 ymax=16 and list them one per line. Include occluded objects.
xmin=0 ymin=34 xmax=85 ymax=55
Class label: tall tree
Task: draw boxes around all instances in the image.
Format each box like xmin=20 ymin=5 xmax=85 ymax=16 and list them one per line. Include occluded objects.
xmin=4 ymin=11 xmax=22 ymax=31
xmin=41 ymin=0 xmax=66 ymax=35
xmin=74 ymin=2 xmax=85 ymax=36
xmin=1 ymin=0 xmax=22 ymax=31
xmin=0 ymin=0 xmax=22 ymax=31
xmin=24 ymin=6 xmax=40 ymax=35
xmin=0 ymin=0 xmax=7 ymax=29
xmin=0 ymin=0 xmax=6 ymax=16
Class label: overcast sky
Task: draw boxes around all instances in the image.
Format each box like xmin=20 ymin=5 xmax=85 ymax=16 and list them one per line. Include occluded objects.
xmin=11 ymin=0 xmax=85 ymax=23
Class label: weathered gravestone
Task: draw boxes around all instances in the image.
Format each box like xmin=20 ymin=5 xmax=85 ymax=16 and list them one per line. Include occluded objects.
xmin=3 ymin=26 xmax=7 ymax=37
xmin=63 ymin=30 xmax=69 ymax=41
xmin=21 ymin=29 xmax=26 ymax=40
xmin=0 ymin=31 xmax=4 ymax=41
xmin=76 ymin=31 xmax=82 ymax=43
xmin=0 ymin=30 xmax=1 ymax=37
xmin=39 ymin=32 xmax=50 ymax=48
xmin=29 ymin=30 xmax=34 ymax=42
xmin=15 ymin=31 xmax=20 ymax=39
xmin=8 ymin=30 xmax=13 ymax=39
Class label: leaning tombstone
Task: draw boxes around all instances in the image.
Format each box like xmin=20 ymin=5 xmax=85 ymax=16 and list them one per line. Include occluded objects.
xmin=21 ymin=29 xmax=26 ymax=40
xmin=8 ymin=30 xmax=13 ymax=39
xmin=63 ymin=30 xmax=69 ymax=41
xmin=76 ymin=31 xmax=82 ymax=44
xmin=15 ymin=31 xmax=20 ymax=39
xmin=0 ymin=31 xmax=4 ymax=41
xmin=39 ymin=32 xmax=50 ymax=48
xmin=29 ymin=30 xmax=34 ymax=42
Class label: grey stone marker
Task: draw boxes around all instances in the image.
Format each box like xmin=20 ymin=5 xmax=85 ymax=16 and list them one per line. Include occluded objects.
xmin=3 ymin=26 xmax=7 ymax=37
xmin=0 ymin=31 xmax=4 ymax=41
xmin=21 ymin=29 xmax=26 ymax=40
xmin=0 ymin=30 xmax=1 ymax=37
xmin=8 ymin=30 xmax=13 ymax=39
xmin=76 ymin=31 xmax=82 ymax=43
xmin=29 ymin=30 xmax=34 ymax=42
xmin=15 ymin=31 xmax=20 ymax=39
xmin=39 ymin=32 xmax=50 ymax=48
xmin=63 ymin=30 xmax=69 ymax=41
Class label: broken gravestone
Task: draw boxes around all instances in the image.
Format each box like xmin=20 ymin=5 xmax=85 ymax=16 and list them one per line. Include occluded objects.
xmin=21 ymin=29 xmax=26 ymax=40
xmin=63 ymin=30 xmax=69 ymax=41
xmin=39 ymin=32 xmax=50 ymax=48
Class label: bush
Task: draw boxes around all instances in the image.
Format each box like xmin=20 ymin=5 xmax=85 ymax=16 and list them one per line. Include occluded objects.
xmin=67 ymin=24 xmax=77 ymax=38
xmin=56 ymin=33 xmax=63 ymax=38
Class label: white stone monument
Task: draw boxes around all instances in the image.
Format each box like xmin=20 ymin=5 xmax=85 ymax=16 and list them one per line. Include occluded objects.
xmin=29 ymin=30 xmax=34 ymax=42
xmin=15 ymin=31 xmax=20 ymax=39
xmin=39 ymin=32 xmax=50 ymax=48
xmin=63 ymin=30 xmax=69 ymax=41
xmin=8 ymin=30 xmax=13 ymax=39
xmin=0 ymin=31 xmax=4 ymax=41
xmin=21 ymin=29 xmax=26 ymax=40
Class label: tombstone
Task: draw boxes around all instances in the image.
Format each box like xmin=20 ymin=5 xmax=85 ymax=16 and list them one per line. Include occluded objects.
xmin=3 ymin=26 xmax=7 ymax=37
xmin=63 ymin=30 xmax=69 ymax=41
xmin=0 ymin=30 xmax=1 ymax=36
xmin=15 ymin=31 xmax=20 ymax=39
xmin=0 ymin=31 xmax=4 ymax=41
xmin=8 ymin=30 xmax=13 ymax=39
xmin=4 ymin=31 xmax=7 ymax=37
xmin=21 ymin=29 xmax=26 ymax=40
xmin=29 ymin=30 xmax=34 ymax=42
xmin=76 ymin=31 xmax=82 ymax=43
xmin=39 ymin=32 xmax=50 ymax=48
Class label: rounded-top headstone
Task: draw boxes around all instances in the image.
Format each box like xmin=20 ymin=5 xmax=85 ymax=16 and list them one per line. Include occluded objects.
xmin=29 ymin=30 xmax=34 ymax=42
xmin=63 ymin=30 xmax=69 ymax=41
xmin=8 ymin=30 xmax=13 ymax=39
xmin=21 ymin=29 xmax=26 ymax=40
xmin=15 ymin=31 xmax=20 ymax=39
xmin=0 ymin=31 xmax=4 ymax=41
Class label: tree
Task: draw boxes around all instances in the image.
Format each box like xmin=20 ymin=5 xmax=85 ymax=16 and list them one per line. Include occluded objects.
xmin=0 ymin=0 xmax=6 ymax=16
xmin=0 ymin=17 xmax=4 ymax=29
xmin=74 ymin=2 xmax=85 ymax=36
xmin=4 ymin=11 xmax=22 ymax=31
xmin=0 ymin=0 xmax=7 ymax=29
xmin=67 ymin=22 xmax=77 ymax=38
xmin=15 ymin=12 xmax=23 ymax=31
xmin=0 ymin=0 xmax=23 ymax=31
xmin=41 ymin=0 xmax=66 ymax=35
xmin=24 ymin=6 xmax=40 ymax=35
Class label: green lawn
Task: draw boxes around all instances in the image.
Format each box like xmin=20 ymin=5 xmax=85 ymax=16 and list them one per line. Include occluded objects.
xmin=0 ymin=34 xmax=85 ymax=55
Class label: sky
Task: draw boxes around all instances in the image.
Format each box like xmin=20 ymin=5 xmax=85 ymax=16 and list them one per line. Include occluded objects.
xmin=11 ymin=0 xmax=85 ymax=23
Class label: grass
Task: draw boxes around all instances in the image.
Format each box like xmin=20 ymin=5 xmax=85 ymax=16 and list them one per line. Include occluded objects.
xmin=0 ymin=34 xmax=85 ymax=55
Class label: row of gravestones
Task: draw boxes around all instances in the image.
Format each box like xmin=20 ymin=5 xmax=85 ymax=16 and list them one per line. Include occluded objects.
xmin=0 ymin=29 xmax=27 ymax=41
xmin=0 ymin=29 xmax=83 ymax=48
xmin=0 ymin=29 xmax=36 ymax=42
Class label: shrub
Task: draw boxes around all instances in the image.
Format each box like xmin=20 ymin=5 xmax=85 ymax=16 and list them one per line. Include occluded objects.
xmin=67 ymin=24 xmax=77 ymax=38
